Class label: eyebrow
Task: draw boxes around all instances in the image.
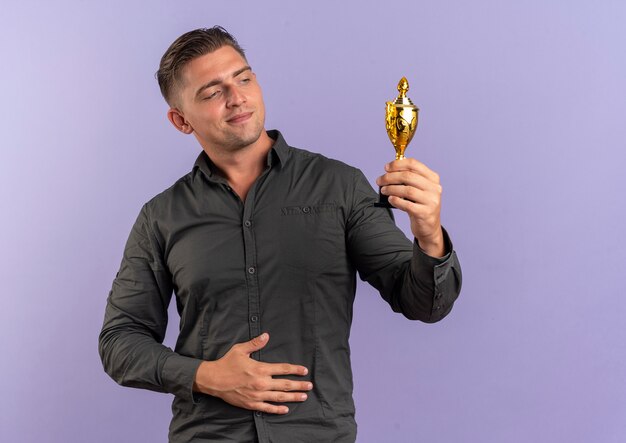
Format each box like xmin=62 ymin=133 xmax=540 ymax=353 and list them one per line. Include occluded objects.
xmin=194 ymin=66 xmax=252 ymax=99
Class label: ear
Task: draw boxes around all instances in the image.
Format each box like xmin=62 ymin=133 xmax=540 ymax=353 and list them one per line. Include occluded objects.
xmin=167 ymin=108 xmax=194 ymax=134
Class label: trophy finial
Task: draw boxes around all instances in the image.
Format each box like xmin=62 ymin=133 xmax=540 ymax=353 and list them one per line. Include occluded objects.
xmin=397 ymin=77 xmax=409 ymax=98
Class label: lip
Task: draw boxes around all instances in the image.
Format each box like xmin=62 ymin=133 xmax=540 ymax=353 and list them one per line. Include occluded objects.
xmin=226 ymin=112 xmax=252 ymax=124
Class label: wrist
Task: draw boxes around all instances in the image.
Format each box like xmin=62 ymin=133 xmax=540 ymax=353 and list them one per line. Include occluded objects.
xmin=193 ymin=361 xmax=216 ymax=395
xmin=416 ymin=230 xmax=445 ymax=258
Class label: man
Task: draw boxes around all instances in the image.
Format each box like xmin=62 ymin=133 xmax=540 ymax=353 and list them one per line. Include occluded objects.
xmin=99 ymin=26 xmax=462 ymax=442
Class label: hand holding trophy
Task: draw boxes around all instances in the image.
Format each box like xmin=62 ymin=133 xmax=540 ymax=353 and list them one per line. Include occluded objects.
xmin=375 ymin=77 xmax=419 ymax=208
xmin=374 ymin=77 xmax=445 ymax=257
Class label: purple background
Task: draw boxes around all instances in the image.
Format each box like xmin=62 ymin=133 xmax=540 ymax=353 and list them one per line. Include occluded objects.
xmin=2 ymin=1 xmax=625 ymax=442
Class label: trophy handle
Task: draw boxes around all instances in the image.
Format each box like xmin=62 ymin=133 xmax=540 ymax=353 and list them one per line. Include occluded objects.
xmin=385 ymin=102 xmax=393 ymax=131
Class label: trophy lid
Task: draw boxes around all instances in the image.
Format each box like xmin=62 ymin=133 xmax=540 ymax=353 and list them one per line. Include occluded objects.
xmin=392 ymin=77 xmax=415 ymax=106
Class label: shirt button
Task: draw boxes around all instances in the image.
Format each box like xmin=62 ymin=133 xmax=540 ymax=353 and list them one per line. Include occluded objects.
xmin=302 ymin=206 xmax=311 ymax=214
xmin=250 ymin=315 xmax=258 ymax=322
xmin=248 ymin=266 xmax=256 ymax=274
xmin=244 ymin=220 xmax=252 ymax=227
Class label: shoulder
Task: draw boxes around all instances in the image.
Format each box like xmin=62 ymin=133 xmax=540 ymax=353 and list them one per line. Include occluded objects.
xmin=141 ymin=170 xmax=197 ymax=217
xmin=272 ymin=129 xmax=362 ymax=179
xmin=286 ymin=145 xmax=361 ymax=179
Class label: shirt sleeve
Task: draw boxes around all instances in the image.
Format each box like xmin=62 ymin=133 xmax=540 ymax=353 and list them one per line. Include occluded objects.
xmin=345 ymin=168 xmax=462 ymax=322
xmin=98 ymin=204 xmax=202 ymax=402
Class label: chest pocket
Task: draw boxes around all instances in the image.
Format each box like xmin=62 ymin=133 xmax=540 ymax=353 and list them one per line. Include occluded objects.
xmin=278 ymin=203 xmax=342 ymax=273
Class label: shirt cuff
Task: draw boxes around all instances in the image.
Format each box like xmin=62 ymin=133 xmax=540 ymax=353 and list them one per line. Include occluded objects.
xmin=412 ymin=226 xmax=454 ymax=266
xmin=411 ymin=226 xmax=461 ymax=322
xmin=160 ymin=353 xmax=204 ymax=404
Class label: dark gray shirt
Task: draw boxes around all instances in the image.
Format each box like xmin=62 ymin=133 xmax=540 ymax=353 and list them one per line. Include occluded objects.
xmin=99 ymin=130 xmax=462 ymax=442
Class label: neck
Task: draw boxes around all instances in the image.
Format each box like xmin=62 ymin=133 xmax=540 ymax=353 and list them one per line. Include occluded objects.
xmin=203 ymin=131 xmax=274 ymax=201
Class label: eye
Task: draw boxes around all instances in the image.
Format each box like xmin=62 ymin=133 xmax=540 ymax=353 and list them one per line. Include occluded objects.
xmin=204 ymin=90 xmax=221 ymax=100
xmin=235 ymin=71 xmax=252 ymax=83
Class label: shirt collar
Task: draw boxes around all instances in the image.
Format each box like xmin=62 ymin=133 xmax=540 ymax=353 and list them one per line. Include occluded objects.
xmin=193 ymin=129 xmax=289 ymax=182
xmin=267 ymin=129 xmax=289 ymax=166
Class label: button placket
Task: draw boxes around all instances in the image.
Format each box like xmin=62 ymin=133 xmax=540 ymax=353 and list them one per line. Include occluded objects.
xmin=242 ymin=179 xmax=262 ymax=351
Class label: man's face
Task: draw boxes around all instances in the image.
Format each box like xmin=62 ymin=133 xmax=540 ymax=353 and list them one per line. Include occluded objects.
xmin=174 ymin=45 xmax=266 ymax=152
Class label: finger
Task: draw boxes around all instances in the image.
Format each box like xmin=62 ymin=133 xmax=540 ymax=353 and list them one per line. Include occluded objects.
xmin=249 ymin=402 xmax=290 ymax=415
xmin=387 ymin=195 xmax=431 ymax=215
xmin=239 ymin=332 xmax=270 ymax=355
xmin=259 ymin=362 xmax=309 ymax=377
xmin=377 ymin=170 xmax=441 ymax=192
xmin=264 ymin=391 xmax=309 ymax=403
xmin=385 ymin=158 xmax=440 ymax=183
xmin=267 ymin=379 xmax=314 ymax=392
xmin=381 ymin=185 xmax=440 ymax=206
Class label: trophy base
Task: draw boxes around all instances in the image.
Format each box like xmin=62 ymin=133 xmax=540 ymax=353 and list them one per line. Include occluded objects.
xmin=374 ymin=190 xmax=393 ymax=208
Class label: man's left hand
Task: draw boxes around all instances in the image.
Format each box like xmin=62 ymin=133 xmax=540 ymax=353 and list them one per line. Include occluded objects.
xmin=376 ymin=158 xmax=446 ymax=258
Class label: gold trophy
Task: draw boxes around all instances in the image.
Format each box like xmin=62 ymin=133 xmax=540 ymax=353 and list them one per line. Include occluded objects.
xmin=375 ymin=77 xmax=419 ymax=208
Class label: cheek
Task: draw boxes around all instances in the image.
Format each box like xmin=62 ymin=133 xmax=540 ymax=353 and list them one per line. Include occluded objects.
xmin=254 ymin=90 xmax=266 ymax=115
xmin=250 ymin=84 xmax=263 ymax=103
xmin=194 ymin=108 xmax=221 ymax=127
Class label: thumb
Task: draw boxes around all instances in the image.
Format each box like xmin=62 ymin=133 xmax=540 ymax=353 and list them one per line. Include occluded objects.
xmin=240 ymin=332 xmax=269 ymax=354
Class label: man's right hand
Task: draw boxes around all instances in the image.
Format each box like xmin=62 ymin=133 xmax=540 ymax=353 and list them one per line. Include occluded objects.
xmin=193 ymin=332 xmax=312 ymax=414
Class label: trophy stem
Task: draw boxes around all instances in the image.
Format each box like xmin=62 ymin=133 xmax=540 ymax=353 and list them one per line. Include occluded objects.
xmin=395 ymin=146 xmax=407 ymax=160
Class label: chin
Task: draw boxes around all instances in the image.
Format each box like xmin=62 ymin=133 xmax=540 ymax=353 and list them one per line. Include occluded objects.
xmin=227 ymin=127 xmax=264 ymax=149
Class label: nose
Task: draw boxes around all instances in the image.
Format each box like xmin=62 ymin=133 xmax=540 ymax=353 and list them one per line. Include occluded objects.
xmin=226 ymin=85 xmax=246 ymax=108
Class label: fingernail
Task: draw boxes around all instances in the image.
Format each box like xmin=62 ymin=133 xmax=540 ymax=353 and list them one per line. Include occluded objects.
xmin=385 ymin=163 xmax=390 ymax=171
xmin=303 ymin=367 xmax=308 ymax=375
xmin=307 ymin=383 xmax=313 ymax=390
xmin=259 ymin=333 xmax=268 ymax=341
xmin=301 ymin=393 xmax=308 ymax=400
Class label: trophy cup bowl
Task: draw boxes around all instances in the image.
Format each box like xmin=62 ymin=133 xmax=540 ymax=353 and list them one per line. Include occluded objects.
xmin=375 ymin=77 xmax=419 ymax=208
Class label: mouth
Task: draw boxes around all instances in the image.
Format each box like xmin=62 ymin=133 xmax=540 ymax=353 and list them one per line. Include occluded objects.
xmin=225 ymin=112 xmax=253 ymax=124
